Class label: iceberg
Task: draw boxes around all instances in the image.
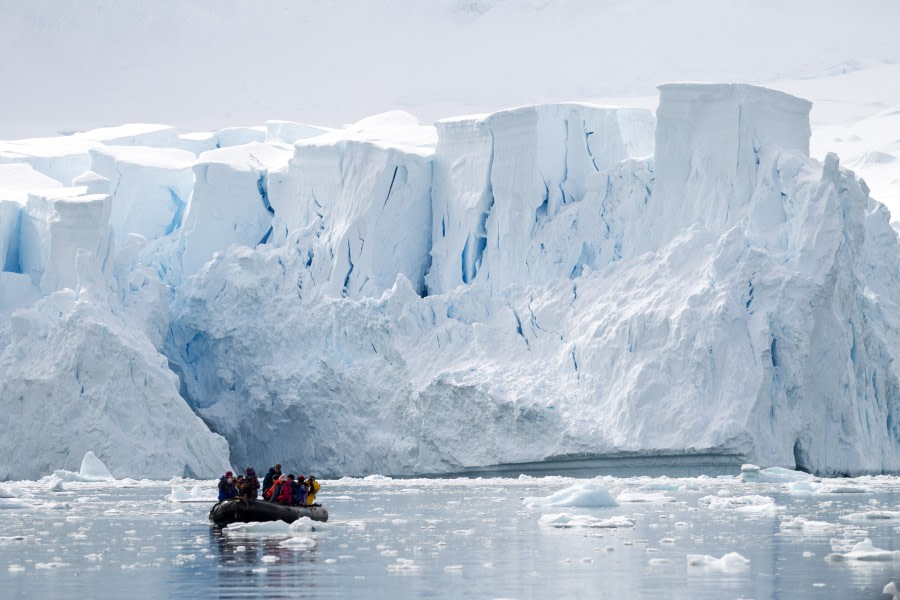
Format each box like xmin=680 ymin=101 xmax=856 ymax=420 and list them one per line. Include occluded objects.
xmin=79 ymin=451 xmax=113 ymax=480
xmin=0 ymin=250 xmax=230 ymax=479
xmin=163 ymin=85 xmax=900 ymax=477
xmin=1 ymin=82 xmax=900 ymax=480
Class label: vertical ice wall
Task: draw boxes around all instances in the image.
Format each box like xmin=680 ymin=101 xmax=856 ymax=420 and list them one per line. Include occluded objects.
xmin=89 ymin=146 xmax=195 ymax=242
xmin=179 ymin=142 xmax=292 ymax=279
xmin=39 ymin=193 xmax=111 ymax=294
xmin=17 ymin=188 xmax=111 ymax=294
xmin=427 ymin=104 xmax=655 ymax=294
xmin=641 ymin=83 xmax=812 ymax=254
xmin=0 ymin=163 xmax=64 ymax=273
xmin=267 ymin=112 xmax=436 ymax=297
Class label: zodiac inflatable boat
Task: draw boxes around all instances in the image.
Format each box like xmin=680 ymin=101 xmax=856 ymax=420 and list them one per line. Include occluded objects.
xmin=209 ymin=497 xmax=329 ymax=527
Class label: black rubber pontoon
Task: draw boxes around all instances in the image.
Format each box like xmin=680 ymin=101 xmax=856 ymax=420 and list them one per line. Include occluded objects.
xmin=209 ymin=497 xmax=328 ymax=527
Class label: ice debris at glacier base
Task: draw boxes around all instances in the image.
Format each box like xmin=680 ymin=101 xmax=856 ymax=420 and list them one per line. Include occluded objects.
xmin=523 ymin=481 xmax=618 ymax=508
xmin=1 ymin=83 xmax=900 ymax=480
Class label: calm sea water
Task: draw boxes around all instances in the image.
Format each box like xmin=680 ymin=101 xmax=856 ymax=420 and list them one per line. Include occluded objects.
xmin=1 ymin=473 xmax=899 ymax=599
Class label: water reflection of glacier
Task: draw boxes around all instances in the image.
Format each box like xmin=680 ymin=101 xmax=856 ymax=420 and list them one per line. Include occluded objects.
xmin=1 ymin=473 xmax=900 ymax=598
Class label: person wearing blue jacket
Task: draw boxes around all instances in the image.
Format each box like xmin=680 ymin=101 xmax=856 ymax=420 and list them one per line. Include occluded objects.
xmin=218 ymin=471 xmax=239 ymax=501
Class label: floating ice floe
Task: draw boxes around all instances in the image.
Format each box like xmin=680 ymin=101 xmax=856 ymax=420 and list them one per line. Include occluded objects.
xmin=825 ymin=539 xmax=900 ymax=562
xmin=223 ymin=521 xmax=293 ymax=537
xmin=785 ymin=480 xmax=874 ymax=494
xmin=687 ymin=552 xmax=750 ymax=572
xmin=387 ymin=558 xmax=422 ymax=573
xmin=79 ymin=451 xmax=114 ymax=481
xmin=700 ymin=494 xmax=781 ymax=515
xmin=0 ymin=499 xmax=29 ymax=510
xmin=222 ymin=516 xmax=322 ymax=538
xmin=885 ymin=581 xmax=899 ymax=600
xmin=779 ymin=516 xmax=837 ymax=535
xmin=840 ymin=510 xmax=900 ymax=522
xmin=168 ymin=484 xmax=216 ymax=503
xmin=740 ymin=465 xmax=816 ymax=484
xmin=617 ymin=491 xmax=676 ymax=503
xmin=523 ymin=482 xmax=618 ymax=508
xmin=278 ymin=536 xmax=317 ymax=550
xmin=538 ymin=513 xmax=635 ymax=529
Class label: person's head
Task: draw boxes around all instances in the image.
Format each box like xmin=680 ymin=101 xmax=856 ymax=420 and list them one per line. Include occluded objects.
xmin=274 ymin=464 xmax=282 ymax=472
xmin=298 ymin=475 xmax=305 ymax=482
xmin=308 ymin=476 xmax=314 ymax=482
xmin=287 ymin=474 xmax=295 ymax=481
xmin=225 ymin=471 xmax=233 ymax=478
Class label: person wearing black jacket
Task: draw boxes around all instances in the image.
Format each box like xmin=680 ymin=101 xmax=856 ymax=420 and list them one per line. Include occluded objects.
xmin=262 ymin=463 xmax=281 ymax=497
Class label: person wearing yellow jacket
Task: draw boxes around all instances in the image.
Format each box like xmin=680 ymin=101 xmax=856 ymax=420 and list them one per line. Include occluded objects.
xmin=306 ymin=476 xmax=321 ymax=505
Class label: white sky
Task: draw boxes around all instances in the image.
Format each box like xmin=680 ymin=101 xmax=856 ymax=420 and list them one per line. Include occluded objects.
xmin=2 ymin=0 xmax=900 ymax=138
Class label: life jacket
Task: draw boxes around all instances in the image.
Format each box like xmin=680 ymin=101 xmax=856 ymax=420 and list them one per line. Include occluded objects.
xmin=264 ymin=482 xmax=277 ymax=500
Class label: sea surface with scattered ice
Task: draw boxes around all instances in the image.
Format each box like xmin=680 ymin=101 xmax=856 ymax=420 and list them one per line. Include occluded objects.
xmin=1 ymin=468 xmax=900 ymax=598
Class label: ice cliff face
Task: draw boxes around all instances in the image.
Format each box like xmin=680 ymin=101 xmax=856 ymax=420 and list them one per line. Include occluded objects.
xmin=1 ymin=86 xmax=899 ymax=480
xmin=0 ymin=247 xmax=229 ymax=480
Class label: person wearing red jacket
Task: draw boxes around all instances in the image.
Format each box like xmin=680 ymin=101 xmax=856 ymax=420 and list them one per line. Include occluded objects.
xmin=276 ymin=474 xmax=295 ymax=504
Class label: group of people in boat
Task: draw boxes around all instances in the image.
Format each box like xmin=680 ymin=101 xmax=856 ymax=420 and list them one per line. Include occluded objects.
xmin=217 ymin=463 xmax=320 ymax=506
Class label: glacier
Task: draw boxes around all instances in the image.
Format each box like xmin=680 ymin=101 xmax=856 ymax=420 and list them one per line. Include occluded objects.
xmin=0 ymin=83 xmax=899 ymax=480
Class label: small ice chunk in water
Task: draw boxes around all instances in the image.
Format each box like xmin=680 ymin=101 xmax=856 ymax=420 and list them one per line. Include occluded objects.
xmin=780 ymin=517 xmax=836 ymax=535
xmin=79 ymin=451 xmax=113 ymax=480
xmin=701 ymin=494 xmax=781 ymax=515
xmin=168 ymin=485 xmax=215 ymax=503
xmin=741 ymin=464 xmax=814 ymax=484
xmin=279 ymin=536 xmax=317 ymax=550
xmin=539 ymin=513 xmax=634 ymax=529
xmin=617 ymin=491 xmax=675 ymax=503
xmin=687 ymin=552 xmax=750 ymax=572
xmin=841 ymin=510 xmax=900 ymax=522
xmin=523 ymin=482 xmax=618 ymax=508
xmin=826 ymin=539 xmax=900 ymax=562
xmin=884 ymin=581 xmax=900 ymax=600
xmin=387 ymin=558 xmax=421 ymax=573
xmin=224 ymin=521 xmax=292 ymax=536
